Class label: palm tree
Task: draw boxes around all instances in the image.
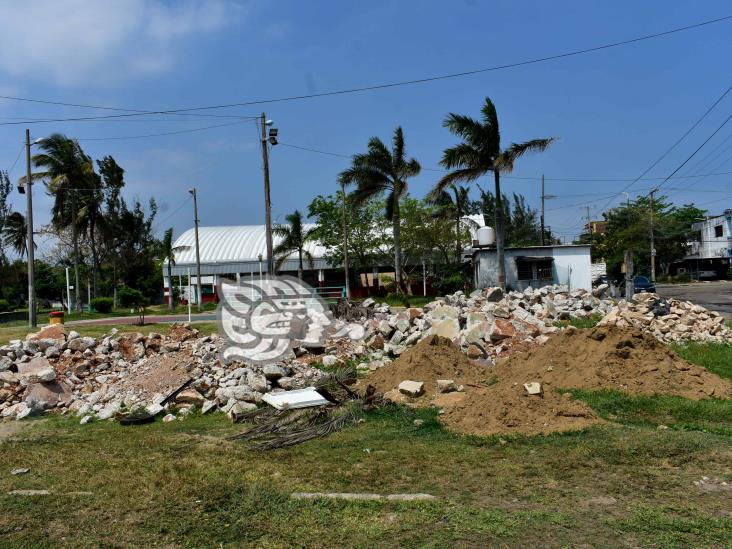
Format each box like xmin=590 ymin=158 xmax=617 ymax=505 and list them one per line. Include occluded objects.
xmin=28 ymin=133 xmax=94 ymax=310
xmin=339 ymin=126 xmax=421 ymax=293
xmin=1 ymin=211 xmax=32 ymax=257
xmin=273 ymin=210 xmax=317 ymax=280
xmin=429 ymin=184 xmax=476 ymax=263
xmin=429 ymin=98 xmax=555 ymax=289
xmin=160 ymin=228 xmax=188 ymax=311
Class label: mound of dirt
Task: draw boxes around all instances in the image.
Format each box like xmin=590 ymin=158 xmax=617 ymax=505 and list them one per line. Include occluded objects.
xmin=362 ymin=327 xmax=732 ymax=437
xmin=362 ymin=335 xmax=602 ymax=436
xmin=501 ymin=325 xmax=732 ymax=400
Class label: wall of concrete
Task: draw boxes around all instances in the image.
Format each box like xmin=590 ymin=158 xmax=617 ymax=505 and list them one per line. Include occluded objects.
xmin=473 ymin=245 xmax=592 ymax=291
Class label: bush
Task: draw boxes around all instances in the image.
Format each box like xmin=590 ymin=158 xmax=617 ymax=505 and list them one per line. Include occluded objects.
xmin=117 ymin=287 xmax=148 ymax=325
xmin=90 ymin=297 xmax=113 ymax=313
xmin=0 ymin=299 xmax=9 ymax=312
xmin=433 ymin=273 xmax=465 ymax=296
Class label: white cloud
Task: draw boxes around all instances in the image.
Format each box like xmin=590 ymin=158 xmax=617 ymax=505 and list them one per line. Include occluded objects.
xmin=0 ymin=0 xmax=243 ymax=86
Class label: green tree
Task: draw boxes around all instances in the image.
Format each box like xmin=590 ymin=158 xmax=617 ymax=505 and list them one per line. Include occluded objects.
xmin=1 ymin=212 xmax=32 ymax=258
xmin=29 ymin=133 xmax=95 ymax=310
xmin=273 ymin=210 xmax=317 ymax=280
xmin=339 ymin=126 xmax=421 ymax=293
xmin=429 ymin=184 xmax=475 ymax=263
xmin=430 ymin=97 xmax=555 ymax=289
xmin=308 ymin=193 xmax=390 ymax=292
xmin=473 ymin=188 xmax=548 ymax=247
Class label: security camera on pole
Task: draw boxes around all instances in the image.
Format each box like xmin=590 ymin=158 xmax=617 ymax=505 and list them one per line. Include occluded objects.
xmin=260 ymin=113 xmax=278 ymax=275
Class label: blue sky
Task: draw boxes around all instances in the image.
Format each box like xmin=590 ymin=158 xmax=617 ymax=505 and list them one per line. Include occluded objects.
xmin=1 ymin=0 xmax=731 ymax=249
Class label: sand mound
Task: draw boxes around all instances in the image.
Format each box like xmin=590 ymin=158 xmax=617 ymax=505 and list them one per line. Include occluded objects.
xmin=362 ymin=327 xmax=732 ymax=437
xmin=501 ymin=326 xmax=732 ymax=400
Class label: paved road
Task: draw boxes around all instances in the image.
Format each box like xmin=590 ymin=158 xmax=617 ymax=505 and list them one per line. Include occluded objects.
xmin=656 ymin=281 xmax=732 ymax=319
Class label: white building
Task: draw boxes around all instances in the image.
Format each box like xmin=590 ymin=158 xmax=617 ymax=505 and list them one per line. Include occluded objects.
xmin=673 ymin=210 xmax=732 ymax=279
xmin=472 ymin=244 xmax=592 ymax=291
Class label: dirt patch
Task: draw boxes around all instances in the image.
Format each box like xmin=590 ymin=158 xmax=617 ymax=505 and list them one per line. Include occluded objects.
xmin=167 ymin=324 xmax=199 ymax=342
xmin=27 ymin=325 xmax=66 ymax=341
xmin=126 ymin=352 xmax=193 ymax=397
xmin=362 ymin=327 xmax=732 ymax=437
xmin=501 ymin=326 xmax=732 ymax=400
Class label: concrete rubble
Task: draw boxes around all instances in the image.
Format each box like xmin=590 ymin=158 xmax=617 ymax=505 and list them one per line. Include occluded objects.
xmin=1 ymin=284 xmax=730 ymax=421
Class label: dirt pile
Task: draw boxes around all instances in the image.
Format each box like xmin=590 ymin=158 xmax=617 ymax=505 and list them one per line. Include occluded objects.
xmin=363 ymin=327 xmax=732 ymax=436
xmin=502 ymin=325 xmax=732 ymax=400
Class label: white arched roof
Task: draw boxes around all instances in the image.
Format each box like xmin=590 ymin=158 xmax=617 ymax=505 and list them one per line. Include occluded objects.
xmin=168 ymin=225 xmax=331 ymax=276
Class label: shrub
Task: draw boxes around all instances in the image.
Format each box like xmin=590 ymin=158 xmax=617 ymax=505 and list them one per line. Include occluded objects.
xmin=117 ymin=287 xmax=148 ymax=325
xmin=433 ymin=273 xmax=465 ymax=296
xmin=90 ymin=297 xmax=113 ymax=313
xmin=0 ymin=299 xmax=9 ymax=312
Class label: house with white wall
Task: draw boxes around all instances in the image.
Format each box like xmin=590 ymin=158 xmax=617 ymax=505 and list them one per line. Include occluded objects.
xmin=472 ymin=244 xmax=592 ymax=291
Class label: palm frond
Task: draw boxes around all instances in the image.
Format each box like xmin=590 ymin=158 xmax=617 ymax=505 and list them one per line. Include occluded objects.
xmin=495 ymin=138 xmax=556 ymax=173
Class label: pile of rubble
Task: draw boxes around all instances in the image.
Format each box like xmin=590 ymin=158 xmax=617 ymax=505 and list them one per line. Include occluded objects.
xmin=597 ymin=293 xmax=732 ymax=343
xmin=358 ymin=284 xmax=614 ymax=368
xmin=0 ymin=324 xmax=328 ymax=421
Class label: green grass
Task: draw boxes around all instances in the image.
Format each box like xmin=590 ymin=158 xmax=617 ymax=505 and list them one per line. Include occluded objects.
xmin=555 ymin=313 xmax=603 ymax=329
xmin=674 ymin=342 xmax=732 ymax=381
xmin=2 ymin=403 xmax=732 ymax=547
xmin=0 ymin=321 xmax=219 ymax=345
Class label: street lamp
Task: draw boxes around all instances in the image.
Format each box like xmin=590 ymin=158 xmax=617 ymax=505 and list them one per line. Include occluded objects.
xmin=19 ymin=130 xmax=44 ymax=328
xmin=188 ymin=188 xmax=203 ymax=313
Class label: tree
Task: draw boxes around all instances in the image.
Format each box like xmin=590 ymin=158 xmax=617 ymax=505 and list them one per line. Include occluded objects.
xmin=30 ymin=133 xmax=95 ymax=311
xmin=595 ymin=196 xmax=706 ymax=278
xmin=308 ymin=193 xmax=391 ymax=292
xmin=273 ymin=210 xmax=317 ymax=280
xmin=160 ymin=228 xmax=188 ymax=310
xmin=0 ymin=171 xmax=10 ymax=259
xmin=339 ymin=126 xmax=421 ymax=293
xmin=430 ymin=97 xmax=555 ymax=289
xmin=118 ymin=286 xmax=147 ymax=326
xmin=428 ymin=184 xmax=475 ymax=263
xmin=473 ymin=188 xmax=549 ymax=247
xmin=1 ymin=212 xmax=32 ymax=258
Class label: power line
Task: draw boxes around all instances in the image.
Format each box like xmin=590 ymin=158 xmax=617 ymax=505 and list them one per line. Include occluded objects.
xmin=76 ymin=119 xmax=252 ymax=141
xmin=2 ymin=14 xmax=731 ymax=125
xmin=5 ymin=144 xmax=24 ymax=176
xmin=593 ymin=82 xmax=732 ymax=216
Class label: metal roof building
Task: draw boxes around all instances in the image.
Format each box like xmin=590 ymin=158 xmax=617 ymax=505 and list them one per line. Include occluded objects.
xmin=166 ymin=225 xmax=331 ymax=276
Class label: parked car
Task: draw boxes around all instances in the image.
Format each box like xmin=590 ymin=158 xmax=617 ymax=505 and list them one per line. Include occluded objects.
xmin=617 ymin=276 xmax=656 ymax=294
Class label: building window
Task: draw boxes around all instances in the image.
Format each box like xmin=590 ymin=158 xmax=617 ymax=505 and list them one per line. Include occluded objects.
xmin=516 ymin=258 xmax=553 ymax=281
xmin=536 ymin=260 xmax=553 ymax=279
xmin=516 ymin=261 xmax=533 ymax=281
xmin=715 ymin=225 xmax=723 ymax=238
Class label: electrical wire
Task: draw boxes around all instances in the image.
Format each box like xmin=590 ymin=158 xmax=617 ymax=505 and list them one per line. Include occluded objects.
xmin=1 ymin=14 xmax=730 ymax=125
xmin=75 ymin=119 xmax=252 ymax=141
xmin=592 ymin=82 xmax=732 ymax=216
xmin=5 ymin=144 xmax=24 ymax=177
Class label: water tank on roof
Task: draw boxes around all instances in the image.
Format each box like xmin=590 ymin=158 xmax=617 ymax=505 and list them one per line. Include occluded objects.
xmin=477 ymin=226 xmax=495 ymax=246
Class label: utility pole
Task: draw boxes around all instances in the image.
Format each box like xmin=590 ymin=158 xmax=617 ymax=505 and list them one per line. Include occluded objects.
xmin=540 ymin=175 xmax=557 ymax=246
xmin=189 ymin=188 xmax=203 ymax=313
xmin=649 ymin=187 xmax=657 ymax=283
xmin=340 ymin=180 xmax=350 ymax=299
xmin=260 ymin=113 xmax=274 ymax=275
xmin=24 ymin=129 xmax=36 ymax=328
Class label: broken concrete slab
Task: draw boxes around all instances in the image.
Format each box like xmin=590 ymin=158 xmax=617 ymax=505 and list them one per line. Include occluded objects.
xmin=398 ymin=380 xmax=425 ymax=397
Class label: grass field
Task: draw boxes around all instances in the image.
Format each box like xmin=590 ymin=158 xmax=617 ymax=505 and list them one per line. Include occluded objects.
xmin=1 ymin=326 xmax=731 ymax=546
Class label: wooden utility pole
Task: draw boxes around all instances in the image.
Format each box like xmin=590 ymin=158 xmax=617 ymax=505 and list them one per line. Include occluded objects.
xmin=649 ymin=187 xmax=657 ymax=283
xmin=260 ymin=113 xmax=274 ymax=275
xmin=540 ymin=175 xmax=545 ymax=246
